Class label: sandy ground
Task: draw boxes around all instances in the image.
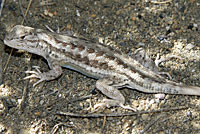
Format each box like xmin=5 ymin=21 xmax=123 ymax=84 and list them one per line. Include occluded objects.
xmin=0 ymin=0 xmax=200 ymax=133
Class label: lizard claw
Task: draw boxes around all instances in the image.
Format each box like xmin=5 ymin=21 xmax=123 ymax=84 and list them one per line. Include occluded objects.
xmin=93 ymin=103 xmax=107 ymax=112
xmin=93 ymin=99 xmax=113 ymax=111
xmin=32 ymin=66 xmax=42 ymax=73
xmin=24 ymin=66 xmax=46 ymax=87
xmin=155 ymin=54 xmax=183 ymax=67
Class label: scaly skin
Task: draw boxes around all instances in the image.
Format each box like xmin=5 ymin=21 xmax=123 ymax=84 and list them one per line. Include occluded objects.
xmin=4 ymin=25 xmax=200 ymax=110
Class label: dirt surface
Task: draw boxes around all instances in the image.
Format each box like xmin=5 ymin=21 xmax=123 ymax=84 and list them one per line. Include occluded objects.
xmin=0 ymin=0 xmax=200 ymax=133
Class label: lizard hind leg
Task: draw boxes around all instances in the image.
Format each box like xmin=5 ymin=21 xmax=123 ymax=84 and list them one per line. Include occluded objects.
xmin=94 ymin=78 xmax=136 ymax=111
xmin=133 ymin=48 xmax=183 ymax=79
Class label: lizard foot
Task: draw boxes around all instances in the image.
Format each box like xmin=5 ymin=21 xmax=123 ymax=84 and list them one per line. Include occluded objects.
xmin=155 ymin=54 xmax=183 ymax=79
xmin=155 ymin=54 xmax=183 ymax=67
xmin=24 ymin=66 xmax=47 ymax=87
xmin=94 ymin=99 xmax=136 ymax=112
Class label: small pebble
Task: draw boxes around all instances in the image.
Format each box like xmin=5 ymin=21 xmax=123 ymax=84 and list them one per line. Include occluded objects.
xmin=155 ymin=93 xmax=166 ymax=99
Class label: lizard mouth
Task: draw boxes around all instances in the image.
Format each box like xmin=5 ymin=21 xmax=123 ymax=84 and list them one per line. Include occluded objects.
xmin=4 ymin=38 xmax=20 ymax=49
xmin=3 ymin=38 xmax=12 ymax=47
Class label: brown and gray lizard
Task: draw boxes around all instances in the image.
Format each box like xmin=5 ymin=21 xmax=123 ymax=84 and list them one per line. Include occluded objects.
xmin=4 ymin=25 xmax=200 ymax=110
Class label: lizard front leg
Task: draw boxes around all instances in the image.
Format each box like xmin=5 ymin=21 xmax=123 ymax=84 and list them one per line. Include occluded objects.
xmin=94 ymin=78 xmax=136 ymax=111
xmin=24 ymin=60 xmax=62 ymax=87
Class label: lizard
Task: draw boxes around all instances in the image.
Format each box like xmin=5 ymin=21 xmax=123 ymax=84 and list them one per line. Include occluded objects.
xmin=4 ymin=25 xmax=200 ymax=111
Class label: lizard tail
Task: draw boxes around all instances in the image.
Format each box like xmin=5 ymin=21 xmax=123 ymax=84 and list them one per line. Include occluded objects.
xmin=129 ymin=80 xmax=200 ymax=96
xmin=176 ymin=85 xmax=200 ymax=96
xmin=158 ymin=81 xmax=200 ymax=96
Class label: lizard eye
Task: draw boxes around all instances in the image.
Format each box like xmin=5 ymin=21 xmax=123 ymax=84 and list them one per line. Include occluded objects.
xmin=20 ymin=35 xmax=26 ymax=40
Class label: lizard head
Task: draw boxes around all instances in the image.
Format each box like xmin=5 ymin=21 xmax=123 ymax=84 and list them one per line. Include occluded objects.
xmin=4 ymin=25 xmax=41 ymax=54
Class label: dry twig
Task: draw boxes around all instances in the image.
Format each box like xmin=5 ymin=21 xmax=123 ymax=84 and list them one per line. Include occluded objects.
xmin=0 ymin=40 xmax=3 ymax=84
xmin=18 ymin=0 xmax=33 ymax=111
xmin=150 ymin=0 xmax=172 ymax=4
xmin=21 ymin=0 xmax=33 ymax=25
xmin=0 ymin=0 xmax=5 ymax=17
xmin=140 ymin=114 xmax=164 ymax=134
xmin=57 ymin=106 xmax=188 ymax=118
